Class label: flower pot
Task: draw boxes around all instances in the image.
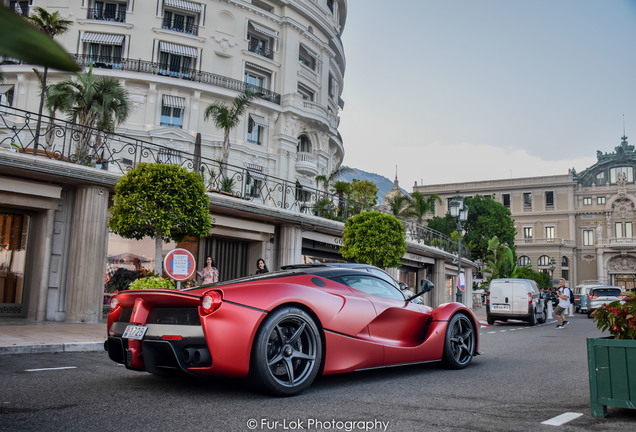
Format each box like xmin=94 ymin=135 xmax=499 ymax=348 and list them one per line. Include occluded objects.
xmin=587 ymin=336 xmax=636 ymax=417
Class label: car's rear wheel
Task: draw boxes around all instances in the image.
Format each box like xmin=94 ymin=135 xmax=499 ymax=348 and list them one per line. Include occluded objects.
xmin=529 ymin=308 xmax=537 ymax=326
xmin=250 ymin=307 xmax=322 ymax=396
xmin=441 ymin=313 xmax=475 ymax=369
xmin=538 ymin=307 xmax=547 ymax=324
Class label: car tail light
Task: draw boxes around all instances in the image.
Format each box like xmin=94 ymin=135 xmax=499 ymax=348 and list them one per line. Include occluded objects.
xmin=110 ymin=297 xmax=120 ymax=311
xmin=201 ymin=290 xmax=222 ymax=314
xmin=486 ymin=291 xmax=490 ymax=305
xmin=617 ymin=295 xmax=626 ymax=300
xmin=588 ymin=295 xmax=597 ymax=299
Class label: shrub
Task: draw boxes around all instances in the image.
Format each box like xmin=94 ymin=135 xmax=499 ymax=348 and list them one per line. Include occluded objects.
xmin=591 ymin=291 xmax=636 ymax=339
xmin=129 ymin=276 xmax=175 ymax=290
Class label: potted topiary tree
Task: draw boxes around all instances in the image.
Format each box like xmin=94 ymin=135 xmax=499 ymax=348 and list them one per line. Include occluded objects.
xmin=588 ymin=291 xmax=636 ymax=417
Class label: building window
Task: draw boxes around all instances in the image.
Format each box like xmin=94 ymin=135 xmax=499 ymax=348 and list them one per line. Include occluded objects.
xmin=615 ymin=222 xmax=623 ymax=238
xmin=545 ymin=226 xmax=555 ymax=241
xmin=538 ymin=255 xmax=551 ymax=266
xmin=81 ymin=33 xmax=124 ymax=69
xmin=160 ymin=95 xmax=185 ymax=128
xmin=610 ymin=166 xmax=634 ymax=184
xmin=297 ymin=83 xmax=315 ymax=101
xmin=518 ymin=255 xmax=530 ymax=266
xmin=89 ymin=1 xmax=127 ymax=22
xmin=247 ymin=114 xmax=267 ymax=145
xmin=244 ymin=64 xmax=271 ymax=93
xmin=597 ymin=196 xmax=606 ymax=205
xmin=295 ymin=180 xmax=311 ymax=202
xmin=523 ymin=226 xmax=533 ymax=241
xmin=247 ymin=22 xmax=277 ymax=60
xmin=162 ymin=8 xmax=199 ymax=36
xmin=297 ymin=134 xmax=312 ymax=153
xmin=10 ymin=1 xmax=31 ymax=17
xmin=328 ymin=73 xmax=337 ymax=99
xmin=561 ymin=256 xmax=568 ymax=268
xmin=299 ymin=45 xmax=317 ymax=71
xmin=158 ymin=42 xmax=197 ymax=79
xmin=502 ymin=193 xmax=510 ymax=208
xmin=596 ymin=172 xmax=606 ymax=185
xmin=545 ymin=191 xmax=554 ymax=208
xmin=615 ymin=222 xmax=633 ymax=239
xmin=583 ymin=197 xmax=592 ymax=205
xmin=561 ymin=269 xmax=569 ymax=281
xmin=583 ymin=229 xmax=594 ymax=246
xmin=627 ymin=222 xmax=634 ymax=238
xmin=0 ymin=85 xmax=15 ymax=112
xmin=523 ymin=192 xmax=532 ymax=209
xmin=245 ymin=168 xmax=265 ymax=198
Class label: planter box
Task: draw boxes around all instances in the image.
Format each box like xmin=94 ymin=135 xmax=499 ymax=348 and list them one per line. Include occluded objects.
xmin=587 ymin=337 xmax=636 ymax=417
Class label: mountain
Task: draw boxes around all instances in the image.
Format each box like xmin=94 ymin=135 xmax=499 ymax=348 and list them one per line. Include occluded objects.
xmin=337 ymin=167 xmax=409 ymax=205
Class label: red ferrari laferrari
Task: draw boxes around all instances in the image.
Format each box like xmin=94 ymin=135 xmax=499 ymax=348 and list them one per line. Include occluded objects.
xmin=105 ymin=264 xmax=480 ymax=395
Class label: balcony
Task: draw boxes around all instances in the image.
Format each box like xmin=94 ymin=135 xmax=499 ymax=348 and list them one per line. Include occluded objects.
xmin=162 ymin=17 xmax=199 ymax=36
xmin=247 ymin=39 xmax=274 ymax=60
xmin=295 ymin=152 xmax=318 ymax=176
xmin=86 ymin=7 xmax=126 ymax=23
xmin=606 ymin=238 xmax=636 ymax=249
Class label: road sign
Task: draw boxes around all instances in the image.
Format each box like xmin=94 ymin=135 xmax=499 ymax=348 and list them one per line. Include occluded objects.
xmin=163 ymin=248 xmax=196 ymax=281
xmin=458 ymin=272 xmax=466 ymax=291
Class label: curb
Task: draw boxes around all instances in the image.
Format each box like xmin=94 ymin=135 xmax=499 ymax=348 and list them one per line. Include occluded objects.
xmin=0 ymin=342 xmax=105 ymax=355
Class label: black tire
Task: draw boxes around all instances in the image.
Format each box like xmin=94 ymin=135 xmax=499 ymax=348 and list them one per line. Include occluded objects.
xmin=528 ymin=308 xmax=537 ymax=326
xmin=250 ymin=307 xmax=322 ymax=396
xmin=441 ymin=313 xmax=476 ymax=369
xmin=486 ymin=317 xmax=495 ymax=325
xmin=538 ymin=307 xmax=547 ymax=324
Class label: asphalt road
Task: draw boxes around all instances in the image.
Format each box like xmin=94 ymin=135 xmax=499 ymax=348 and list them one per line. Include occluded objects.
xmin=0 ymin=313 xmax=634 ymax=432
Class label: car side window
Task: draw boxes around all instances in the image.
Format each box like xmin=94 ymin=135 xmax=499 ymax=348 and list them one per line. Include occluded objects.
xmin=339 ymin=275 xmax=405 ymax=301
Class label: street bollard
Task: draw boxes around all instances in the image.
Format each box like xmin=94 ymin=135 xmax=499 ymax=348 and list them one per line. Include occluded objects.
xmin=568 ymin=304 xmax=574 ymax=316
xmin=547 ymin=302 xmax=553 ymax=319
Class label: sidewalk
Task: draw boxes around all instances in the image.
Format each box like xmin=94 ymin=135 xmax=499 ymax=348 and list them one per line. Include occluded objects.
xmin=0 ymin=319 xmax=107 ymax=355
xmin=0 ymin=306 xmax=490 ymax=356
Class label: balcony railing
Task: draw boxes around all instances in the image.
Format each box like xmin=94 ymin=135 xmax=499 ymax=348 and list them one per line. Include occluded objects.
xmin=162 ymin=17 xmax=199 ymax=36
xmin=86 ymin=7 xmax=126 ymax=23
xmin=248 ymin=39 xmax=274 ymax=59
xmin=0 ymin=105 xmax=465 ymax=258
xmin=71 ymin=54 xmax=281 ymax=104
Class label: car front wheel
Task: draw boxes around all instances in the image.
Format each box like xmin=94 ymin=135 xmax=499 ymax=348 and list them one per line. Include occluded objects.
xmin=250 ymin=307 xmax=323 ymax=396
xmin=441 ymin=313 xmax=476 ymax=369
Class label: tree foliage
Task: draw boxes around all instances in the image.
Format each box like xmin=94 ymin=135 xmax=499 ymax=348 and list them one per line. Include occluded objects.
xmin=426 ymin=214 xmax=456 ymax=237
xmin=108 ymin=163 xmax=212 ymax=274
xmin=516 ymin=267 xmax=552 ymax=290
xmin=463 ymin=195 xmax=516 ymax=262
xmin=349 ymin=179 xmax=378 ymax=215
xmin=403 ymin=192 xmax=442 ymax=225
xmin=341 ymin=211 xmax=406 ymax=268
xmin=480 ymin=236 xmax=519 ymax=281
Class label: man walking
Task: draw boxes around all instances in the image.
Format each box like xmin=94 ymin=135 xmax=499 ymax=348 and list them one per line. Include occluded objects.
xmin=554 ymin=278 xmax=571 ymax=329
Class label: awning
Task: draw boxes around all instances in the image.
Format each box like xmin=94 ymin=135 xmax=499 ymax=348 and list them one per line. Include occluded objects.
xmin=0 ymin=84 xmax=14 ymax=94
xmin=249 ymin=21 xmax=278 ymax=40
xmin=249 ymin=114 xmax=268 ymax=128
xmin=162 ymin=95 xmax=186 ymax=108
xmin=245 ymin=62 xmax=271 ymax=74
xmin=164 ymin=0 xmax=202 ymax=12
xmin=247 ymin=170 xmax=266 ymax=181
xmin=159 ymin=41 xmax=198 ymax=58
xmin=81 ymin=32 xmax=124 ymax=45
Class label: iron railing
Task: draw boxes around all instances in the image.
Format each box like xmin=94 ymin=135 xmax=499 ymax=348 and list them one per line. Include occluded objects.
xmin=0 ymin=105 xmax=467 ymax=259
xmin=162 ymin=17 xmax=199 ymax=36
xmin=86 ymin=7 xmax=127 ymax=23
xmin=247 ymin=39 xmax=274 ymax=60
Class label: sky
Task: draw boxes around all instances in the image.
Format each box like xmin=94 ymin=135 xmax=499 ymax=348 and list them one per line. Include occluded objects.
xmin=338 ymin=0 xmax=636 ymax=189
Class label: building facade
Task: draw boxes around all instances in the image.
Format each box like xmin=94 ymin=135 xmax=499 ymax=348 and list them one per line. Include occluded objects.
xmin=414 ymin=137 xmax=636 ymax=292
xmin=1 ymin=0 xmax=478 ymax=323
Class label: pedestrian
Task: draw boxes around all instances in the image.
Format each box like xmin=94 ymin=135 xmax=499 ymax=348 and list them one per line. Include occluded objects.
xmin=197 ymin=256 xmax=219 ymax=284
xmin=554 ymin=278 xmax=571 ymax=329
xmin=255 ymin=258 xmax=269 ymax=274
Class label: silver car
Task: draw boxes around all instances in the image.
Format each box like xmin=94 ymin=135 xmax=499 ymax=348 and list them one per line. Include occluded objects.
xmin=586 ymin=286 xmax=623 ymax=318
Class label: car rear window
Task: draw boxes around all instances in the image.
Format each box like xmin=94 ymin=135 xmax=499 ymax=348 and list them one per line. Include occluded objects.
xmin=592 ymin=288 xmax=621 ymax=297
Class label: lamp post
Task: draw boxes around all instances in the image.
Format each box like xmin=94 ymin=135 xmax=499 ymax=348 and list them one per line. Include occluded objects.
xmin=548 ymin=257 xmax=557 ymax=288
xmin=449 ymin=192 xmax=469 ymax=303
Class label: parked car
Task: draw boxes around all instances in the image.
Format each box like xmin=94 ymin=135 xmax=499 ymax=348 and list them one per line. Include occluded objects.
xmin=586 ymin=286 xmax=623 ymax=317
xmin=574 ymin=283 xmax=602 ymax=314
xmin=544 ymin=290 xmax=558 ymax=308
xmin=486 ymin=278 xmax=547 ymax=325
xmin=105 ymin=265 xmax=478 ymax=395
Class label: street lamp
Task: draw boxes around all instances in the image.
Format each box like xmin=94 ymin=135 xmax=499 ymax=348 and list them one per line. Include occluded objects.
xmin=548 ymin=257 xmax=557 ymax=288
xmin=449 ymin=192 xmax=469 ymax=303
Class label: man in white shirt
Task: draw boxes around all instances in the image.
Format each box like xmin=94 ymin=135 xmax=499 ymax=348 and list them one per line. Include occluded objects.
xmin=554 ymin=278 xmax=571 ymax=329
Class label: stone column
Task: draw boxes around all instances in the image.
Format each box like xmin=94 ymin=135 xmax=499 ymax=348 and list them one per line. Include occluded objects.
xmin=65 ymin=186 xmax=109 ymax=323
xmin=34 ymin=209 xmax=56 ymax=321
xmin=431 ymin=258 xmax=447 ymax=308
xmin=278 ymin=224 xmax=302 ymax=267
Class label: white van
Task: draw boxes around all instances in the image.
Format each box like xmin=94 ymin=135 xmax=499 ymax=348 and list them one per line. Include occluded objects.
xmin=486 ymin=278 xmax=547 ymax=325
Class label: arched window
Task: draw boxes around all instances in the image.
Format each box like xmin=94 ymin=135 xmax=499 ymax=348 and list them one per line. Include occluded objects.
xmin=518 ymin=256 xmax=530 ymax=267
xmin=561 ymin=256 xmax=569 ymax=268
xmin=538 ymin=255 xmax=551 ymax=266
xmin=297 ymin=134 xmax=311 ymax=153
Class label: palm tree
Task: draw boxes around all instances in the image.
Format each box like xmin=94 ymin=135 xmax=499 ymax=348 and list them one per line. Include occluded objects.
xmin=203 ymin=90 xmax=255 ymax=174
xmin=385 ymin=193 xmax=411 ymax=217
xmin=47 ymin=66 xmax=130 ymax=163
xmin=316 ymin=166 xmax=354 ymax=196
xmin=29 ymin=7 xmax=72 ymax=152
xmin=331 ymin=180 xmax=351 ymax=219
xmin=404 ymin=191 xmax=442 ymax=225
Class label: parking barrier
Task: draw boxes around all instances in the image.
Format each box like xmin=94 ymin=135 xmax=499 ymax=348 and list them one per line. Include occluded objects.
xmin=547 ymin=302 xmax=553 ymax=319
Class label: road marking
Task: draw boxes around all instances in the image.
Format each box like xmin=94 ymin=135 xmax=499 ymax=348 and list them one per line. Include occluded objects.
xmin=25 ymin=366 xmax=77 ymax=372
xmin=541 ymin=412 xmax=583 ymax=426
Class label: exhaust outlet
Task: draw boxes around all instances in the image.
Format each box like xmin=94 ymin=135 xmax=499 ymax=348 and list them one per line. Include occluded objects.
xmin=193 ymin=348 xmax=211 ymax=365
xmin=183 ymin=347 xmax=196 ymax=363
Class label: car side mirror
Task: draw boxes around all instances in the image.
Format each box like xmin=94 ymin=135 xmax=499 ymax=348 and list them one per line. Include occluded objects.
xmin=406 ymin=279 xmax=434 ymax=302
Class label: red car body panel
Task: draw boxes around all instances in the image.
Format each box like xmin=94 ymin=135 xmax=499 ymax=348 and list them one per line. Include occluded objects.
xmin=106 ymin=271 xmax=479 ymax=380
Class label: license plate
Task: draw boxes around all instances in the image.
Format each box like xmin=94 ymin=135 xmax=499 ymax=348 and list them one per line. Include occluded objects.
xmin=492 ymin=304 xmax=510 ymax=310
xmin=122 ymin=325 xmax=148 ymax=340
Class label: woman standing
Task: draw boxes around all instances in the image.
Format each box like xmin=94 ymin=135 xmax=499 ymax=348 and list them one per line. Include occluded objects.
xmin=197 ymin=257 xmax=219 ymax=284
xmin=255 ymin=258 xmax=269 ymax=274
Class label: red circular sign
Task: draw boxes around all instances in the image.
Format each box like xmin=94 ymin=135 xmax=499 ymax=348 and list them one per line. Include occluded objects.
xmin=163 ymin=248 xmax=196 ymax=281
